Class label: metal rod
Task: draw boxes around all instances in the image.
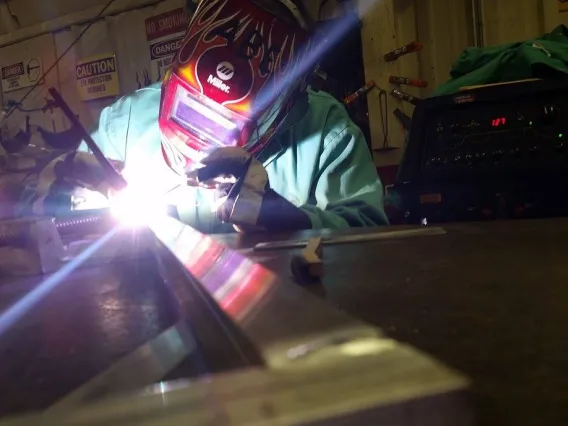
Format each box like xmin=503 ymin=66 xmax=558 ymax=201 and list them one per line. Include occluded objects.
xmin=48 ymin=87 xmax=127 ymax=191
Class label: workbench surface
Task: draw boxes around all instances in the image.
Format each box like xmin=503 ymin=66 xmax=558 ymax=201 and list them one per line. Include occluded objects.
xmin=214 ymin=218 xmax=568 ymax=426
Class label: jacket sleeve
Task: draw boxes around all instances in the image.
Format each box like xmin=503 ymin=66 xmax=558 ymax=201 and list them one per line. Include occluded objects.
xmin=300 ymin=124 xmax=389 ymax=229
xmin=78 ymin=100 xmax=129 ymax=162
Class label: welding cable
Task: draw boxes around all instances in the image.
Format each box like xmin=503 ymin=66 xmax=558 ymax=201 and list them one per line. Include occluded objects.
xmin=4 ymin=100 xmax=45 ymax=113
xmin=0 ymin=0 xmax=117 ymax=124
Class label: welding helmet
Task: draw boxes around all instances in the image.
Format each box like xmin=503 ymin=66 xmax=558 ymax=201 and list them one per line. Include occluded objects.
xmin=159 ymin=0 xmax=314 ymax=175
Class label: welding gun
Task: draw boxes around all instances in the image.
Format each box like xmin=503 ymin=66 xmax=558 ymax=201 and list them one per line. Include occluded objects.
xmin=20 ymin=89 xmax=127 ymax=216
xmin=47 ymin=88 xmax=127 ymax=192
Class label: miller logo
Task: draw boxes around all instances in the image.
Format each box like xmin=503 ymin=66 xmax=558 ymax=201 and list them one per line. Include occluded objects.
xmin=206 ymin=62 xmax=234 ymax=94
xmin=216 ymin=62 xmax=234 ymax=81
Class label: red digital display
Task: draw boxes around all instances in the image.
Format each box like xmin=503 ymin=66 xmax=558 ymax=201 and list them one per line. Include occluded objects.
xmin=491 ymin=117 xmax=506 ymax=127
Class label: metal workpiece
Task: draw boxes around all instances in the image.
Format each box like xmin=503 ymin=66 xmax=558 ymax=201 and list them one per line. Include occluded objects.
xmin=70 ymin=216 xmax=468 ymax=424
xmin=150 ymin=216 xmax=388 ymax=369
xmin=0 ymin=217 xmax=65 ymax=275
xmin=46 ymin=321 xmax=198 ymax=414
xmin=0 ymin=213 xmax=152 ymax=276
xmin=0 ymin=243 xmax=180 ymax=415
xmin=5 ymin=343 xmax=470 ymax=426
xmin=0 ymin=215 xmax=471 ymax=424
xmin=0 ymin=211 xmax=115 ymax=246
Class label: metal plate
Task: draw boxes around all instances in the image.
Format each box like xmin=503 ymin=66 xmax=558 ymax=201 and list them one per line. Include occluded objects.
xmin=0 ymin=217 xmax=471 ymax=424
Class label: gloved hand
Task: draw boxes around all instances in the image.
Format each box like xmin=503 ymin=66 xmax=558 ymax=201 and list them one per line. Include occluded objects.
xmin=188 ymin=147 xmax=311 ymax=233
xmin=28 ymin=151 xmax=122 ymax=215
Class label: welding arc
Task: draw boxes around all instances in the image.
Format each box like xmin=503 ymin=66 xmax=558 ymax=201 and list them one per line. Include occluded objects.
xmin=1 ymin=0 xmax=117 ymax=123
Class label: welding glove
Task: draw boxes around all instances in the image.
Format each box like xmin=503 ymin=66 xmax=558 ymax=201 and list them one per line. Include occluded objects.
xmin=189 ymin=147 xmax=311 ymax=233
xmin=28 ymin=151 xmax=121 ymax=216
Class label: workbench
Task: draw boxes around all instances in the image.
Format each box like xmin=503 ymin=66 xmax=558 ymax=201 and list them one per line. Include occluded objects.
xmin=214 ymin=218 xmax=568 ymax=426
xmin=0 ymin=217 xmax=566 ymax=425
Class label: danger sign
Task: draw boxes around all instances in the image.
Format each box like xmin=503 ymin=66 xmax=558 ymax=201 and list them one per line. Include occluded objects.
xmin=150 ymin=36 xmax=184 ymax=60
xmin=0 ymin=57 xmax=43 ymax=94
xmin=145 ymin=8 xmax=189 ymax=82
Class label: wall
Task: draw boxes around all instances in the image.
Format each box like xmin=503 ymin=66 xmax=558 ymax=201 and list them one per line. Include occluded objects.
xmin=358 ymin=0 xmax=474 ymax=169
xmin=480 ymin=0 xmax=544 ymax=46
xmin=0 ymin=0 xmax=118 ymax=33
xmin=0 ymin=33 xmax=60 ymax=139
xmin=0 ymin=0 xmax=562 ymax=160
xmin=359 ymin=0 xmax=557 ymax=171
xmin=543 ymin=0 xmax=568 ymax=30
xmin=0 ymin=0 xmax=185 ymax=153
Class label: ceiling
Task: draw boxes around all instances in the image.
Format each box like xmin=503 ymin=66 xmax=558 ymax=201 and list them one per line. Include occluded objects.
xmin=0 ymin=0 xmax=114 ymax=34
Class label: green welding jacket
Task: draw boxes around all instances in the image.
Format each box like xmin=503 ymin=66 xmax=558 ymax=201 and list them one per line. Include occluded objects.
xmin=433 ymin=25 xmax=568 ymax=96
xmin=82 ymin=84 xmax=388 ymax=233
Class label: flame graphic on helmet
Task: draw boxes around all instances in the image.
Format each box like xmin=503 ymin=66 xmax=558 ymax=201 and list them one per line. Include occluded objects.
xmin=173 ymin=0 xmax=309 ymax=117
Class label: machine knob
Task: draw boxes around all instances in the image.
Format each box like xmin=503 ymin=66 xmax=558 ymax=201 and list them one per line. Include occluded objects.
xmin=493 ymin=149 xmax=504 ymax=160
xmin=541 ymin=104 xmax=559 ymax=126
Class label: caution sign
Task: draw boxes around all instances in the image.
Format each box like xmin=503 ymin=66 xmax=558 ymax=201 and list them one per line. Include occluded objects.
xmin=1 ymin=57 xmax=43 ymax=94
xmin=76 ymin=55 xmax=120 ymax=101
xmin=559 ymin=0 xmax=568 ymax=13
xmin=145 ymin=8 xmax=189 ymax=81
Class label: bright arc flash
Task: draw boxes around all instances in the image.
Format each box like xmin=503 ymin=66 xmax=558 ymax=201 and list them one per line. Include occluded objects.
xmin=109 ymin=186 xmax=167 ymax=226
xmin=109 ymin=165 xmax=169 ymax=226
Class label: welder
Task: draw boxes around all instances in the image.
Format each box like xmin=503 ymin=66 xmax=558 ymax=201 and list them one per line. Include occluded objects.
xmin=24 ymin=0 xmax=388 ymax=233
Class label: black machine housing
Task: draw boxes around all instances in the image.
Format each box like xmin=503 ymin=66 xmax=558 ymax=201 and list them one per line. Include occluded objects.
xmin=395 ymin=78 xmax=568 ymax=224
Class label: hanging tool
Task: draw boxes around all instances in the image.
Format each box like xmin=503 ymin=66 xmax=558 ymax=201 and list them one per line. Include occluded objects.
xmin=383 ymin=41 xmax=423 ymax=62
xmin=374 ymin=88 xmax=398 ymax=153
xmin=343 ymin=81 xmax=376 ymax=106
xmin=47 ymin=87 xmax=127 ymax=191
xmin=136 ymin=69 xmax=152 ymax=89
xmin=391 ymin=88 xmax=422 ymax=106
xmin=393 ymin=108 xmax=412 ymax=131
xmin=389 ymin=76 xmax=428 ymax=88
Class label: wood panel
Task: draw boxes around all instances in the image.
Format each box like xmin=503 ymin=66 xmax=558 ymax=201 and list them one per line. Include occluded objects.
xmin=543 ymin=0 xmax=568 ymax=31
xmin=358 ymin=0 xmax=417 ymax=167
xmin=481 ymin=0 xmax=544 ymax=45
xmin=358 ymin=0 xmax=551 ymax=167
xmin=415 ymin=0 xmax=473 ymax=96
xmin=0 ymin=33 xmax=61 ymax=149
xmin=358 ymin=0 xmax=473 ymax=166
